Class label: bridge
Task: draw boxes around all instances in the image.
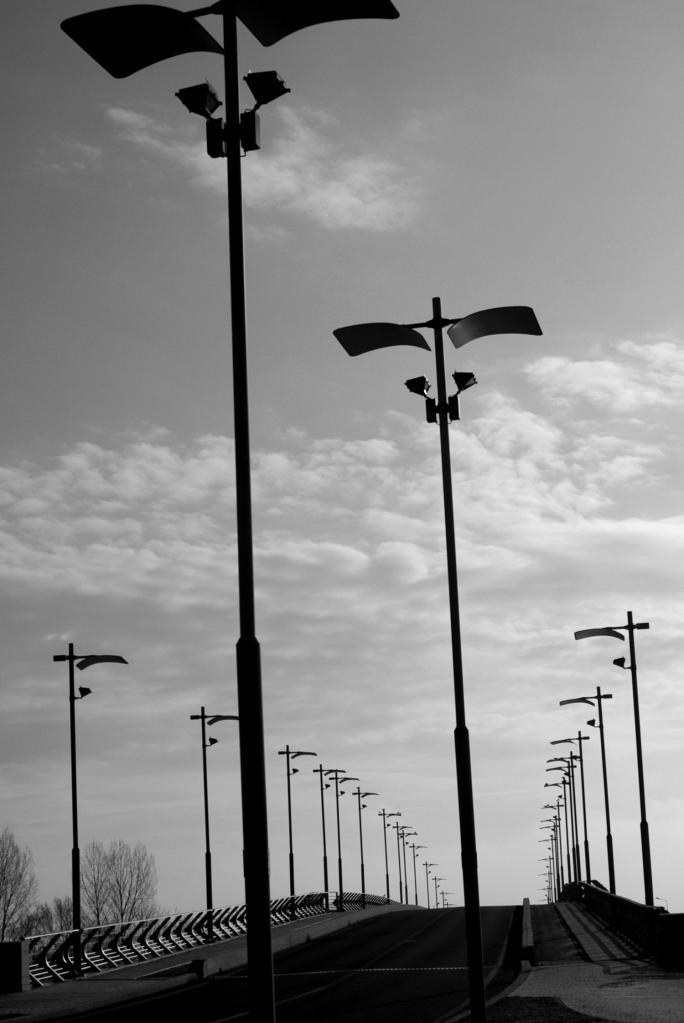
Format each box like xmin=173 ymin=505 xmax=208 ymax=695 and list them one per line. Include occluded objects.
xmin=2 ymin=882 xmax=684 ymax=1021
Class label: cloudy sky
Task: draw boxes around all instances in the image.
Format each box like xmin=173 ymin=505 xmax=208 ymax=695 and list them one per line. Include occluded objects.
xmin=3 ymin=0 xmax=684 ymax=923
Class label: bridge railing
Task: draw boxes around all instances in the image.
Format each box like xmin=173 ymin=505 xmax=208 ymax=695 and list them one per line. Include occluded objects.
xmin=566 ymin=882 xmax=684 ymax=967
xmin=24 ymin=891 xmax=392 ymax=987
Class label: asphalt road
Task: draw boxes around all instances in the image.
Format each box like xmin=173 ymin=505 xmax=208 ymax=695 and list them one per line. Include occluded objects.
xmin=68 ymin=906 xmax=520 ymax=1023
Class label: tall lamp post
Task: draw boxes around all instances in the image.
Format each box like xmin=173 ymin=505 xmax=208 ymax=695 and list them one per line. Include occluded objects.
xmin=352 ymin=788 xmax=378 ymax=908
xmin=425 ymin=862 xmax=437 ymax=908
xmin=61 ymin=4 xmax=399 ymax=1018
xmin=53 ymin=643 xmax=128 ymax=976
xmin=561 ymin=689 xmax=616 ymax=894
xmin=551 ymin=733 xmax=591 ymax=881
xmin=575 ymin=613 xmax=653 ymax=905
xmin=400 ymin=827 xmax=417 ymax=903
xmin=410 ymin=843 xmax=426 ymax=905
xmin=325 ymin=770 xmax=358 ymax=911
xmin=334 ymin=298 xmax=541 ymax=1023
xmin=314 ymin=765 xmax=332 ymax=906
xmin=278 ymin=745 xmax=317 ymax=917
xmin=379 ymin=809 xmax=401 ymax=902
xmin=190 ymin=708 xmax=239 ymax=937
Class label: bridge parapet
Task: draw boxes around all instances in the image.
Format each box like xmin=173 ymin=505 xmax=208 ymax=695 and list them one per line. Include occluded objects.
xmin=570 ymin=882 xmax=684 ymax=967
xmin=23 ymin=891 xmax=396 ymax=988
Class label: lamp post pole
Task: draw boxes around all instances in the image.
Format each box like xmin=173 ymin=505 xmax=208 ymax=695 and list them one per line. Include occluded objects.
xmin=61 ymin=5 xmax=399 ymax=1016
xmin=552 ymin=734 xmax=591 ymax=881
xmin=379 ymin=810 xmax=401 ymax=902
xmin=190 ymin=709 xmax=238 ymax=937
xmin=425 ymin=862 xmax=436 ymax=908
xmin=393 ymin=821 xmax=404 ymax=903
xmin=411 ymin=843 xmax=425 ymax=905
xmin=575 ymin=614 xmax=653 ymax=904
xmin=326 ymin=770 xmax=357 ymax=911
xmin=400 ymin=828 xmax=416 ymax=904
xmin=53 ymin=644 xmax=128 ymax=976
xmin=334 ymin=299 xmax=540 ymax=1022
xmin=278 ymin=746 xmax=317 ymax=918
xmin=353 ymin=789 xmax=378 ymax=909
xmin=314 ymin=765 xmax=330 ymax=908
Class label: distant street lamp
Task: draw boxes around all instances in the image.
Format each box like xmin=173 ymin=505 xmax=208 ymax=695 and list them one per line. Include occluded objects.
xmin=53 ymin=643 xmax=128 ymax=975
xmin=560 ymin=689 xmax=615 ymax=893
xmin=353 ymin=788 xmax=378 ymax=908
xmin=61 ymin=4 xmax=399 ymax=1017
xmin=378 ymin=809 xmax=401 ymax=902
xmin=314 ymin=764 xmax=332 ymax=907
xmin=547 ymin=757 xmax=581 ymax=881
xmin=551 ymin=732 xmax=591 ymax=881
xmin=335 ymin=298 xmax=541 ymax=1023
xmin=575 ymin=613 xmax=653 ymax=905
xmin=433 ymin=876 xmax=445 ymax=907
xmin=278 ymin=745 xmax=317 ymax=917
xmin=392 ymin=820 xmax=405 ymax=903
xmin=410 ymin=843 xmax=426 ymax=905
xmin=325 ymin=770 xmax=358 ymax=911
xmin=424 ymin=862 xmax=437 ymax=908
xmin=190 ymin=708 xmax=239 ymax=937
xmin=400 ymin=827 xmax=417 ymax=903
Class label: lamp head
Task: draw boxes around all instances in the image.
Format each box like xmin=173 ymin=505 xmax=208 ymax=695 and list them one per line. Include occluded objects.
xmin=175 ymin=81 xmax=222 ymax=119
xmin=452 ymin=371 xmax=477 ymax=393
xmin=405 ymin=376 xmax=430 ymax=397
xmin=613 ymin=657 xmax=627 ymax=668
xmin=77 ymin=686 xmax=92 ymax=699
xmin=208 ymin=736 xmax=219 ymax=747
xmin=587 ymin=718 xmax=597 ymax=728
xmin=244 ymin=70 xmax=290 ymax=108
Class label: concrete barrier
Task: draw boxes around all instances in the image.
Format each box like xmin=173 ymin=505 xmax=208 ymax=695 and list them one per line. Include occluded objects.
xmin=520 ymin=897 xmax=533 ymax=962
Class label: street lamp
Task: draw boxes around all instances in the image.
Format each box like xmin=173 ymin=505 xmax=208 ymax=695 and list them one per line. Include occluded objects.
xmin=278 ymin=745 xmax=317 ymax=917
xmin=574 ymin=612 xmax=653 ymax=905
xmin=424 ymin=861 xmax=437 ymax=908
xmin=378 ymin=809 xmax=401 ymax=902
xmin=410 ymin=843 xmax=426 ymax=905
xmin=551 ymin=733 xmax=591 ymax=881
xmin=325 ymin=770 xmax=358 ymax=911
xmin=313 ymin=764 xmax=332 ymax=907
xmin=400 ymin=827 xmax=417 ymax=904
xmin=190 ymin=708 xmax=239 ymax=937
xmin=334 ymin=298 xmax=541 ymax=1023
xmin=61 ymin=4 xmax=399 ymax=1017
xmin=352 ymin=788 xmax=378 ymax=908
xmin=546 ymin=761 xmax=579 ymax=880
xmin=53 ymin=643 xmax=128 ymax=976
xmin=433 ymin=875 xmax=445 ymax=907
xmin=560 ymin=689 xmax=615 ymax=894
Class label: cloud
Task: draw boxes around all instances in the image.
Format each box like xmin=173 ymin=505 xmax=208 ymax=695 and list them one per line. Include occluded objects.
xmin=106 ymin=105 xmax=420 ymax=231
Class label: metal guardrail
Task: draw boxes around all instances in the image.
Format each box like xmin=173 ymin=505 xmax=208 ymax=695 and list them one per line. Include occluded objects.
xmin=25 ymin=891 xmax=391 ymax=987
xmin=565 ymin=881 xmax=684 ymax=967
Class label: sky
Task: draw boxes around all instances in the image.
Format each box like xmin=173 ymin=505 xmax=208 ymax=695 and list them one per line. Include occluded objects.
xmin=3 ymin=0 xmax=684 ymax=924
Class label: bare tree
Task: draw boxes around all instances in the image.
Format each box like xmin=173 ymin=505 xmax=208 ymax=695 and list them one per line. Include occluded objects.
xmin=0 ymin=828 xmax=38 ymax=939
xmin=82 ymin=840 xmax=158 ymax=924
xmin=82 ymin=841 xmax=110 ymax=925
xmin=107 ymin=841 xmax=157 ymax=922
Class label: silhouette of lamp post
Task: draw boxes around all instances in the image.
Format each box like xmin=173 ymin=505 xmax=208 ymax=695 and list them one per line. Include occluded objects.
xmin=400 ymin=827 xmax=417 ymax=904
xmin=551 ymin=733 xmax=591 ymax=881
xmin=190 ymin=708 xmax=238 ymax=937
xmin=410 ymin=842 xmax=426 ymax=905
xmin=560 ymin=689 xmax=615 ymax=894
xmin=278 ymin=745 xmax=317 ymax=917
xmin=352 ymin=788 xmax=377 ymax=908
xmin=425 ymin=862 xmax=437 ymax=908
xmin=61 ymin=4 xmax=399 ymax=1017
xmin=335 ymin=299 xmax=540 ymax=1023
xmin=378 ymin=809 xmax=401 ymax=902
xmin=53 ymin=643 xmax=128 ymax=976
xmin=575 ymin=613 xmax=653 ymax=905
xmin=325 ymin=770 xmax=358 ymax=911
xmin=547 ymin=758 xmax=580 ymax=881
xmin=314 ymin=764 xmax=332 ymax=907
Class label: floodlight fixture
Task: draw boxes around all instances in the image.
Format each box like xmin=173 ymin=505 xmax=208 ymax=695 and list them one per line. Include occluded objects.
xmin=208 ymin=736 xmax=219 ymax=747
xmin=244 ymin=70 xmax=290 ymax=107
xmin=452 ymin=371 xmax=477 ymax=393
xmin=77 ymin=687 xmax=92 ymax=700
xmin=405 ymin=375 xmax=431 ymax=397
xmin=614 ymin=657 xmax=627 ymax=668
xmin=175 ymin=81 xmax=222 ymax=118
